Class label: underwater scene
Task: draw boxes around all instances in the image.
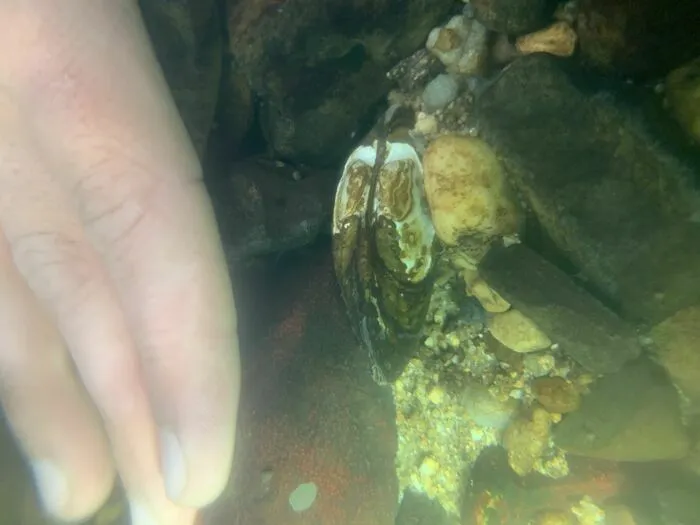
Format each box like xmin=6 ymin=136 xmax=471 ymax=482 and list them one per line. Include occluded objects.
xmin=1 ymin=0 xmax=700 ymax=523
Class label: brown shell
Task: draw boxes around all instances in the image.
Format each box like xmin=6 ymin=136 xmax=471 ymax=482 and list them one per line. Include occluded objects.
xmin=332 ymin=139 xmax=436 ymax=383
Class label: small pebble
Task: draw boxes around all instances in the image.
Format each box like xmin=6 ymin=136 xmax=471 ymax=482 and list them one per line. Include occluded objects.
xmin=447 ymin=332 xmax=460 ymax=347
xmin=428 ymin=386 xmax=447 ymax=404
xmin=523 ymin=353 xmax=556 ymax=377
xmin=422 ymin=74 xmax=459 ymax=113
xmin=289 ymin=482 xmax=318 ymax=513
xmin=532 ymin=376 xmax=580 ymax=413
xmin=419 ymin=457 xmax=439 ymax=479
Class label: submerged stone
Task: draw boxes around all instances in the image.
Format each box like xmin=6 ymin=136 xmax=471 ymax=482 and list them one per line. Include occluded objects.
xmin=476 ymin=54 xmax=700 ymax=326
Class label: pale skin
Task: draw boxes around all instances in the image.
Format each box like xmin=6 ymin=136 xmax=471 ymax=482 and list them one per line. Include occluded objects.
xmin=0 ymin=1 xmax=240 ymax=524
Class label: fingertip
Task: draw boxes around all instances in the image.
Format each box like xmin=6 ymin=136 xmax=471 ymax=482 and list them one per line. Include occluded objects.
xmin=30 ymin=455 xmax=115 ymax=522
xmin=159 ymin=429 xmax=187 ymax=501
xmin=159 ymin=423 xmax=235 ymax=508
xmin=159 ymin=358 xmax=239 ymax=507
xmin=30 ymin=460 xmax=69 ymax=518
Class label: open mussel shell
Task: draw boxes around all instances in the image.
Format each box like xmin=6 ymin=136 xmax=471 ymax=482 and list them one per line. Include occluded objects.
xmin=332 ymin=139 xmax=436 ymax=384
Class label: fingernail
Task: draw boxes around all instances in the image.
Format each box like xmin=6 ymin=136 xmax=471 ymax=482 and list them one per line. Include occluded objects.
xmin=30 ymin=460 xmax=68 ymax=517
xmin=129 ymin=499 xmax=158 ymax=525
xmin=159 ymin=429 xmax=188 ymax=501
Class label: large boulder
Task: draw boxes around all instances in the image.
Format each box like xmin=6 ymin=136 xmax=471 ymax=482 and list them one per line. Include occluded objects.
xmin=475 ymin=54 xmax=700 ymax=326
xmin=576 ymin=0 xmax=700 ymax=80
xmin=227 ymin=0 xmax=456 ymax=166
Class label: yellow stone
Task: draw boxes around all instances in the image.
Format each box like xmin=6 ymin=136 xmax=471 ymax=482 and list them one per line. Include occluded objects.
xmin=422 ymin=135 xmax=520 ymax=246
xmin=488 ymin=309 xmax=552 ymax=353
xmin=651 ymin=305 xmax=700 ymax=412
xmin=516 ymin=21 xmax=578 ymax=58
xmin=468 ymin=277 xmax=511 ymax=313
xmin=666 ymin=57 xmax=700 ymax=144
xmin=428 ymin=386 xmax=447 ymax=404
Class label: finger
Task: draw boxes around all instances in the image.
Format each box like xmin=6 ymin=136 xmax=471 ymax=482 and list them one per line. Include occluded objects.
xmin=66 ymin=104 xmax=239 ymax=510
xmin=0 ymin=234 xmax=114 ymax=521
xmin=24 ymin=4 xmax=240 ymax=508
xmin=0 ymin=100 xmax=184 ymax=522
xmin=106 ymin=179 xmax=240 ymax=509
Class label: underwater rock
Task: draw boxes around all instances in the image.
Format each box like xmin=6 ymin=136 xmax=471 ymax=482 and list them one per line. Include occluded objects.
xmin=532 ymin=510 xmax=576 ymax=525
xmin=425 ymin=14 xmax=489 ymax=76
xmin=387 ymin=49 xmax=444 ymax=96
xmin=471 ymin=0 xmax=556 ymax=35
xmin=479 ymin=243 xmax=641 ymax=374
xmin=650 ymin=305 xmax=700 ymax=414
xmin=523 ymin=353 xmax=556 ymax=378
xmin=654 ymin=484 xmax=700 ymax=525
xmin=394 ymin=490 xmax=452 ymax=525
xmin=422 ymin=74 xmax=460 ymax=113
xmin=422 ymin=134 xmax=520 ymax=250
xmin=476 ymin=54 xmax=700 ymax=326
xmin=466 ymin=277 xmax=511 ymax=313
xmin=139 ymin=0 xmax=223 ymax=158
xmin=488 ymin=309 xmax=552 ymax=353
xmin=601 ymin=505 xmax=637 ymax=525
xmin=665 ymin=57 xmax=700 ymax=145
xmin=576 ymin=0 xmax=700 ymax=79
xmin=460 ymin=382 xmax=519 ymax=431
xmin=464 ymin=446 xmax=624 ymax=523
xmin=532 ymin=376 xmax=580 ymax=414
xmin=226 ymin=0 xmax=455 ymax=166
xmin=209 ymin=157 xmax=336 ymax=262
xmin=553 ymin=358 xmax=690 ymax=461
xmin=515 ymin=21 xmax=578 ymax=58
xmin=503 ymin=406 xmax=554 ymax=476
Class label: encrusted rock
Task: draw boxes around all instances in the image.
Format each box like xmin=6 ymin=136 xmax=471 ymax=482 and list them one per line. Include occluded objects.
xmin=471 ymin=0 xmax=557 ymax=35
xmin=476 ymin=54 xmax=700 ymax=326
xmin=488 ymin=309 xmax=552 ymax=353
xmin=467 ymin=277 xmax=511 ymax=313
xmin=227 ymin=0 xmax=456 ymax=166
xmin=665 ymin=57 xmax=700 ymax=144
xmin=503 ymin=406 xmax=554 ymax=476
xmin=479 ymin=243 xmax=642 ymax=374
xmin=422 ymin=134 xmax=520 ymax=250
xmin=532 ymin=376 xmax=580 ymax=414
xmin=516 ymin=21 xmax=578 ymax=57
xmin=426 ymin=15 xmax=489 ymax=76
xmin=650 ymin=305 xmax=700 ymax=414
xmin=553 ymin=358 xmax=690 ymax=461
xmin=387 ymin=49 xmax=443 ymax=95
xmin=576 ymin=0 xmax=700 ymax=79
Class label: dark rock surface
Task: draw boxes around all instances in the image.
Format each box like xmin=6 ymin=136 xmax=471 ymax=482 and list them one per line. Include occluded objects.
xmin=576 ymin=0 xmax=700 ymax=80
xmin=479 ymin=243 xmax=641 ymax=374
xmin=463 ymin=446 xmax=624 ymax=522
xmin=226 ymin=0 xmax=456 ymax=166
xmin=471 ymin=0 xmax=556 ymax=35
xmin=395 ymin=490 xmax=453 ymax=525
xmin=475 ymin=54 xmax=700 ymax=326
xmin=139 ymin=0 xmax=224 ymax=158
xmin=553 ymin=358 xmax=690 ymax=461
xmin=208 ymin=157 xmax=337 ymax=263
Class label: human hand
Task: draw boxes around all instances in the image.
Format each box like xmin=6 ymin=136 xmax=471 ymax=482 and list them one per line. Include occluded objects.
xmin=0 ymin=2 xmax=239 ymax=523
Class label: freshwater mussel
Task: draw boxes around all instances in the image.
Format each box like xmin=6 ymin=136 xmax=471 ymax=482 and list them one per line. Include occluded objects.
xmin=332 ymin=126 xmax=437 ymax=384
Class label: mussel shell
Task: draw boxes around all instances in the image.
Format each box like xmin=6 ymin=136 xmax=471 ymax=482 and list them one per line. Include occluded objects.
xmin=332 ymin=140 xmax=436 ymax=384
